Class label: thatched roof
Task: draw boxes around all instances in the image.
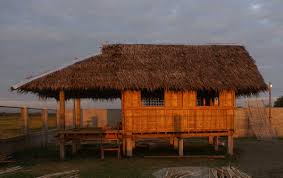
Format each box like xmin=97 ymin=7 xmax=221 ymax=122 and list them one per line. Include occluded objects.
xmin=11 ymin=44 xmax=267 ymax=99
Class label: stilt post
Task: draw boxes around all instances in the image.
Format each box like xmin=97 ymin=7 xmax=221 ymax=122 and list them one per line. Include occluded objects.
xmin=228 ymin=135 xmax=234 ymax=155
xmin=126 ymin=137 xmax=133 ymax=157
xmin=178 ymin=138 xmax=184 ymax=156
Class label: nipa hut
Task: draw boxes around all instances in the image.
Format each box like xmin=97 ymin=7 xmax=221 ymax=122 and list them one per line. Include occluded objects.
xmin=11 ymin=44 xmax=267 ymax=159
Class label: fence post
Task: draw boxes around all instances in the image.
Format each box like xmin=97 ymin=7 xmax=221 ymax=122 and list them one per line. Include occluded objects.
xmin=42 ymin=108 xmax=48 ymax=148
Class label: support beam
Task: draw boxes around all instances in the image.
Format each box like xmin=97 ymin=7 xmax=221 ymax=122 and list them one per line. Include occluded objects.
xmin=228 ymin=135 xmax=234 ymax=155
xmin=178 ymin=138 xmax=184 ymax=156
xmin=208 ymin=136 xmax=214 ymax=144
xmin=41 ymin=108 xmax=48 ymax=148
xmin=214 ymin=136 xmax=219 ymax=151
xmin=59 ymin=90 xmax=65 ymax=130
xmin=126 ymin=137 xmax=133 ymax=157
xmin=21 ymin=106 xmax=29 ymax=135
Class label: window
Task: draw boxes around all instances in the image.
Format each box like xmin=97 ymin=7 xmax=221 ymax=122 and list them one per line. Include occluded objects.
xmin=141 ymin=89 xmax=164 ymax=106
xmin=197 ymin=90 xmax=219 ymax=106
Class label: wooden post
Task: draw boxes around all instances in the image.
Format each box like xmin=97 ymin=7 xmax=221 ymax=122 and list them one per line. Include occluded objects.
xmin=228 ymin=135 xmax=234 ymax=155
xmin=173 ymin=137 xmax=178 ymax=150
xmin=72 ymin=99 xmax=76 ymax=129
xmin=126 ymin=137 xmax=133 ymax=157
xmin=41 ymin=108 xmax=48 ymax=148
xmin=21 ymin=106 xmax=29 ymax=146
xmin=56 ymin=102 xmax=60 ymax=130
xmin=75 ymin=98 xmax=81 ymax=128
xmin=214 ymin=136 xmax=219 ymax=151
xmin=178 ymin=138 xmax=184 ymax=156
xmin=21 ymin=106 xmax=29 ymax=135
xmin=59 ymin=90 xmax=65 ymax=130
xmin=59 ymin=91 xmax=66 ymax=160
xmin=208 ymin=136 xmax=213 ymax=144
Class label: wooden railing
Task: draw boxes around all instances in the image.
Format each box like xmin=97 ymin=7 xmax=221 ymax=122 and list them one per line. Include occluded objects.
xmin=123 ymin=107 xmax=234 ymax=133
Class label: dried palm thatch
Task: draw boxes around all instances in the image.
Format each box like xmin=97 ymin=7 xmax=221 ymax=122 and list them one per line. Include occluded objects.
xmin=11 ymin=44 xmax=267 ymax=99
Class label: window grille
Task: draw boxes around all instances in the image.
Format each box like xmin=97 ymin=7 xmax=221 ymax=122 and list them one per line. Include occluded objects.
xmin=141 ymin=90 xmax=164 ymax=106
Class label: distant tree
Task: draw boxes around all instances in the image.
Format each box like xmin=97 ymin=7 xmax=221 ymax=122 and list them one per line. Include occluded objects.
xmin=274 ymin=96 xmax=283 ymax=107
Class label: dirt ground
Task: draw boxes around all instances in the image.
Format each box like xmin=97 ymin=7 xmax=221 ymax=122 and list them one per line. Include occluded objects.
xmin=1 ymin=138 xmax=283 ymax=178
xmin=235 ymin=138 xmax=283 ymax=178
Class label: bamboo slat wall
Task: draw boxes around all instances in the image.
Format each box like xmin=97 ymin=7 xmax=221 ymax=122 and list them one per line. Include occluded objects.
xmin=122 ymin=90 xmax=235 ymax=134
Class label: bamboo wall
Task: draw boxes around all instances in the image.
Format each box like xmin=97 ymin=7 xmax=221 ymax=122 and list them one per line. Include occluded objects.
xmin=122 ymin=90 xmax=235 ymax=134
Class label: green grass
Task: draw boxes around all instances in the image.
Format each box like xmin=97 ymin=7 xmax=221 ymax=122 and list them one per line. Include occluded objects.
xmin=1 ymin=140 xmax=236 ymax=178
xmin=0 ymin=113 xmax=57 ymax=139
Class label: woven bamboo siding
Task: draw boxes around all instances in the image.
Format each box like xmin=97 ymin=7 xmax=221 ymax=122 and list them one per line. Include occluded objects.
xmin=165 ymin=91 xmax=183 ymax=107
xmin=183 ymin=91 xmax=197 ymax=108
xmin=123 ymin=90 xmax=235 ymax=134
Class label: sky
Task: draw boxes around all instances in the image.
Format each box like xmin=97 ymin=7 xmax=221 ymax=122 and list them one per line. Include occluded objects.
xmin=0 ymin=0 xmax=282 ymax=108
